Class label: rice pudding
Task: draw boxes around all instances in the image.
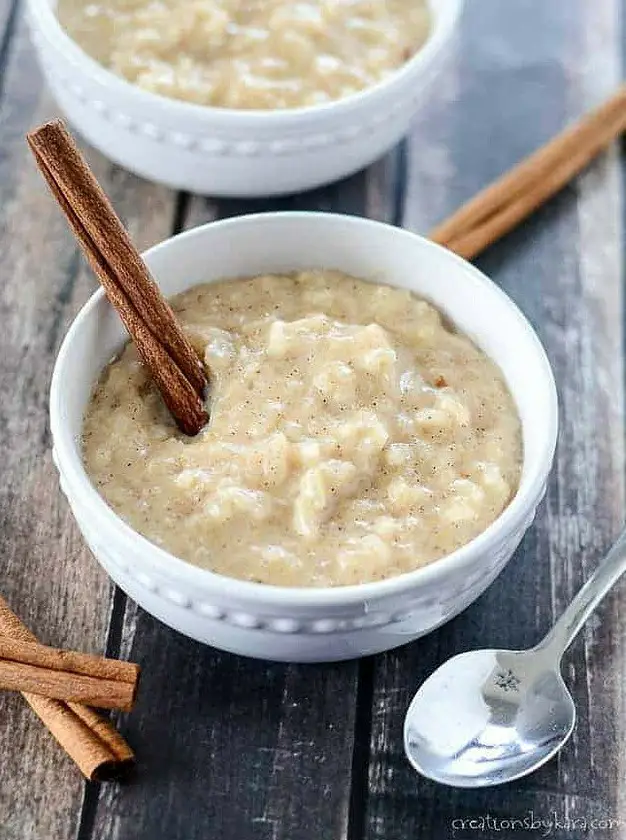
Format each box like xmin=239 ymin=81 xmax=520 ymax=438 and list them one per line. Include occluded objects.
xmin=82 ymin=271 xmax=522 ymax=587
xmin=56 ymin=0 xmax=431 ymax=110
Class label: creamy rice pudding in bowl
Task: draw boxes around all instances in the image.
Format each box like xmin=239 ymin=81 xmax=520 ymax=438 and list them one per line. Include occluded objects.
xmin=26 ymin=0 xmax=462 ymax=196
xmin=50 ymin=213 xmax=557 ymax=662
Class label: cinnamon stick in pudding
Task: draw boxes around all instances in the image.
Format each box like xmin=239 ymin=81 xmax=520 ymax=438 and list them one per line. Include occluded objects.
xmin=0 ymin=637 xmax=139 ymax=711
xmin=0 ymin=594 xmax=135 ymax=781
xmin=27 ymin=120 xmax=208 ymax=437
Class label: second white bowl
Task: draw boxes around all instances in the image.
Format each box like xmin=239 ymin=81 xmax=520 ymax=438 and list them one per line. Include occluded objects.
xmin=26 ymin=0 xmax=462 ymax=196
xmin=50 ymin=213 xmax=557 ymax=662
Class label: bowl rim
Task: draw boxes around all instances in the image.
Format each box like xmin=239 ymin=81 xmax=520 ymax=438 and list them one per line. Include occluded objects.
xmin=27 ymin=0 xmax=463 ymax=124
xmin=50 ymin=212 xmax=558 ymax=607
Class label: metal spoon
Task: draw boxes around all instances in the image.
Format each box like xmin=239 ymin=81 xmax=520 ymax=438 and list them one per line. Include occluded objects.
xmin=404 ymin=525 xmax=626 ymax=787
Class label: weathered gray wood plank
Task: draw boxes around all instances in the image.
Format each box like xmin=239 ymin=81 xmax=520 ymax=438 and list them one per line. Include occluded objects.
xmin=363 ymin=1 xmax=626 ymax=838
xmin=0 ymin=9 xmax=178 ymax=839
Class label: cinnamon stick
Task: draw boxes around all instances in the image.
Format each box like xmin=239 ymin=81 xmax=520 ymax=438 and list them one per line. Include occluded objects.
xmin=0 ymin=595 xmax=135 ymax=781
xmin=430 ymin=84 xmax=626 ymax=260
xmin=27 ymin=120 xmax=209 ymax=437
xmin=0 ymin=637 xmax=139 ymax=711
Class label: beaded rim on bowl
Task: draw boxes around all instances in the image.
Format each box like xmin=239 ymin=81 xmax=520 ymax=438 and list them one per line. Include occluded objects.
xmin=26 ymin=0 xmax=463 ymax=123
xmin=49 ymin=212 xmax=559 ymax=608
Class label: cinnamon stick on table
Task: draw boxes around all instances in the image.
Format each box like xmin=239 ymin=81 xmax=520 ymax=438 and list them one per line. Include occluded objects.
xmin=430 ymin=83 xmax=626 ymax=260
xmin=0 ymin=595 xmax=136 ymax=781
xmin=0 ymin=636 xmax=139 ymax=711
xmin=27 ymin=120 xmax=209 ymax=437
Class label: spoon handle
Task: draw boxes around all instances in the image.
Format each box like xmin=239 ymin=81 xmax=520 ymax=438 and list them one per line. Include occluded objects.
xmin=537 ymin=524 xmax=626 ymax=659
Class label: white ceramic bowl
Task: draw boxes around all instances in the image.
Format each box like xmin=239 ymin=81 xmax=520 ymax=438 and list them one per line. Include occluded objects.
xmin=26 ymin=0 xmax=462 ymax=197
xmin=50 ymin=213 xmax=558 ymax=662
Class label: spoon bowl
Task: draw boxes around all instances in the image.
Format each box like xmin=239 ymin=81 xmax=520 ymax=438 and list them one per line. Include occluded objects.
xmin=404 ymin=524 xmax=626 ymax=787
xmin=404 ymin=648 xmax=576 ymax=787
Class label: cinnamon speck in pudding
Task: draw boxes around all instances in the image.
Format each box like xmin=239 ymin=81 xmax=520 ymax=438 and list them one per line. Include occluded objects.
xmin=57 ymin=0 xmax=431 ymax=110
xmin=82 ymin=271 xmax=521 ymax=587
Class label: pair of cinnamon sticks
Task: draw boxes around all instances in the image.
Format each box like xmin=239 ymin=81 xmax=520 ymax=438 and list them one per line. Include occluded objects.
xmin=0 ymin=634 xmax=138 ymax=711
xmin=0 ymin=595 xmax=139 ymax=781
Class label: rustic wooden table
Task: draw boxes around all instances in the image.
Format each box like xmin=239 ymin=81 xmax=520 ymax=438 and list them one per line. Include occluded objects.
xmin=1 ymin=1 xmax=626 ymax=838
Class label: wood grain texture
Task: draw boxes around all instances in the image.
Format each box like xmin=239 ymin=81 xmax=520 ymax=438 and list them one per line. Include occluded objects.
xmin=364 ymin=1 xmax=626 ymax=839
xmin=0 ymin=7 xmax=177 ymax=839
